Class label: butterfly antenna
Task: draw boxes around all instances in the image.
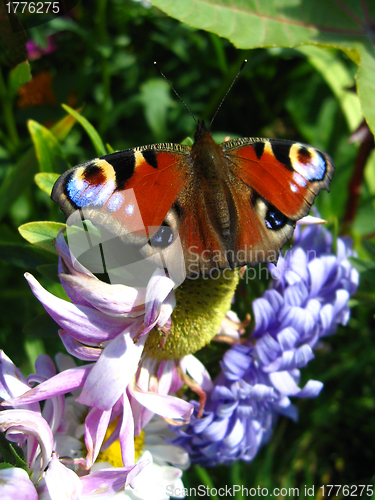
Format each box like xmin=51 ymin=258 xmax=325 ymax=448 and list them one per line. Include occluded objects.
xmin=209 ymin=60 xmax=248 ymax=128
xmin=154 ymin=61 xmax=197 ymax=124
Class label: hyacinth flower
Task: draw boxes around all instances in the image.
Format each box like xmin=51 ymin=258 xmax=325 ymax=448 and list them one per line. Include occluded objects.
xmin=0 ymin=351 xmax=147 ymax=499
xmin=171 ymin=223 xmax=359 ymax=465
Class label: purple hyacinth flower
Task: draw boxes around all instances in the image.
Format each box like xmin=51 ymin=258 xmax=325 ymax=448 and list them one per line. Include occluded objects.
xmin=172 ymin=224 xmax=359 ymax=465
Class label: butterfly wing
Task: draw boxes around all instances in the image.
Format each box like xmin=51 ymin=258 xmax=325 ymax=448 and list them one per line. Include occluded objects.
xmin=219 ymin=137 xmax=334 ymax=266
xmin=52 ymin=144 xmax=190 ymax=240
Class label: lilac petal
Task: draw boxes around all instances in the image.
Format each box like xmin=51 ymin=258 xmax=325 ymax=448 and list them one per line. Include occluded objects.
xmin=269 ymin=371 xmax=305 ymax=396
xmin=273 ymin=395 xmax=298 ymax=421
xmin=284 ymin=281 xmax=309 ymax=307
xmin=0 ymin=467 xmax=38 ymax=500
xmin=25 ymin=273 xmax=129 ymax=344
xmin=333 ymin=289 xmax=350 ymax=318
xmin=0 ymin=409 xmax=53 ymax=478
xmin=80 ymin=462 xmax=148 ymax=497
xmin=41 ymin=453 xmax=82 ymax=500
xmin=277 ymin=327 xmax=299 ymax=350
xmin=255 ymin=334 xmax=280 ymax=365
xmin=293 ymin=379 xmax=324 ymax=398
xmin=223 ymin=417 xmax=244 ymax=448
xmin=59 ymin=273 xmax=146 ymax=316
xmin=287 ymin=247 xmax=309 ymax=283
xmin=308 ymin=258 xmax=326 ymax=298
xmin=144 ymin=270 xmax=175 ymax=326
xmin=119 ymin=396 xmax=135 ymax=466
xmin=212 ymin=385 xmax=235 ymax=401
xmin=180 ymin=355 xmax=214 ymax=392
xmin=58 ymin=330 xmax=101 ymax=361
xmin=77 ymin=330 xmax=145 ymax=410
xmin=128 ymin=384 xmax=193 ymax=424
xmin=85 ymin=407 xmax=112 ymax=468
xmin=222 ymin=344 xmax=252 ymax=380
xmin=3 ymin=365 xmax=91 ymax=408
xmin=204 ymin=418 xmax=229 ymax=441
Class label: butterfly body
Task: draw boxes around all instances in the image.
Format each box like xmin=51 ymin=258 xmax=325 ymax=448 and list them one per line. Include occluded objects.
xmin=52 ymin=121 xmax=334 ymax=277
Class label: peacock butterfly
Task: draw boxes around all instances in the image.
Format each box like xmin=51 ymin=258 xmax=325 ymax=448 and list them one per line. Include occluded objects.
xmin=51 ymin=117 xmax=334 ymax=278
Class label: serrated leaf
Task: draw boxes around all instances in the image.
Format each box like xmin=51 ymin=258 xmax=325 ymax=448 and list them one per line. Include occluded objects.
xmin=28 ymin=120 xmax=69 ymax=173
xmin=18 ymin=221 xmax=66 ymax=254
xmin=8 ymin=61 xmax=31 ymax=96
xmin=0 ymin=112 xmax=78 ymax=223
xmin=35 ymin=172 xmax=60 ymax=195
xmin=150 ymin=0 xmax=375 ymax=134
xmin=62 ymin=104 xmax=106 ymax=156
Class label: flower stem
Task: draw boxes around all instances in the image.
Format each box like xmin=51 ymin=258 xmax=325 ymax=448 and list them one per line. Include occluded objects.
xmin=193 ymin=465 xmax=220 ymax=500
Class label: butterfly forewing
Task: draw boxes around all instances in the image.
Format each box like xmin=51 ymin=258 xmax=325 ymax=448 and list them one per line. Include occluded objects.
xmin=222 ymin=137 xmax=334 ymax=220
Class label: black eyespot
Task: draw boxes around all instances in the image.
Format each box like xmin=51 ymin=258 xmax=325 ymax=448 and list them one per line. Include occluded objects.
xmin=265 ymin=206 xmax=287 ymax=230
xmin=150 ymin=224 xmax=175 ymax=248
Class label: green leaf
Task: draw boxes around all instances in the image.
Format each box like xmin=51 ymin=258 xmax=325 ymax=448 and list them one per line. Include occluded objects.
xmin=150 ymin=0 xmax=375 ymax=134
xmin=61 ymin=104 xmax=107 ymax=156
xmin=35 ymin=172 xmax=60 ymax=196
xmin=0 ymin=243 xmax=54 ymax=268
xmin=23 ymin=313 xmax=59 ymax=338
xmin=295 ymin=46 xmax=362 ymax=132
xmin=0 ymin=111 xmax=77 ymax=223
xmin=0 ymin=433 xmax=26 ymax=470
xmin=18 ymin=221 xmax=66 ymax=254
xmin=27 ymin=120 xmax=69 ymax=173
xmin=8 ymin=61 xmax=31 ymax=96
xmin=36 ymin=264 xmax=61 ymax=282
xmin=139 ymin=79 xmax=175 ymax=142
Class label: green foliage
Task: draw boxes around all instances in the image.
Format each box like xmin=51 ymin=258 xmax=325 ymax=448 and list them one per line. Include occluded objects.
xmin=0 ymin=0 xmax=374 ymax=495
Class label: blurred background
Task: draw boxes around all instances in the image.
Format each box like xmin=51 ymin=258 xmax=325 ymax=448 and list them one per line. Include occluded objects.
xmin=0 ymin=0 xmax=374 ymax=497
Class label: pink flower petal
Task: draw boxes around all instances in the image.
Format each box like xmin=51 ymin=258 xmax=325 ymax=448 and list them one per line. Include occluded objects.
xmin=58 ymin=330 xmax=101 ymax=361
xmin=25 ymin=273 xmax=128 ymax=343
xmin=59 ymin=273 xmax=146 ymax=316
xmin=2 ymin=365 xmax=92 ymax=408
xmin=0 ymin=467 xmax=38 ymax=500
xmin=85 ymin=407 xmax=111 ymax=469
xmin=180 ymin=355 xmax=214 ymax=392
xmin=128 ymin=384 xmax=193 ymax=425
xmin=41 ymin=453 xmax=82 ymax=500
xmin=77 ymin=331 xmax=145 ymax=411
xmin=0 ymin=409 xmax=53 ymax=479
xmin=80 ymin=461 xmax=148 ymax=496
xmin=0 ymin=351 xmax=30 ymax=399
xmin=144 ymin=270 xmax=175 ymax=326
xmin=119 ymin=396 xmax=135 ymax=466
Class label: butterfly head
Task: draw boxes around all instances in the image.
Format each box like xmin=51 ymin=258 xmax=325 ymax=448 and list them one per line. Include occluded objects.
xmin=193 ymin=120 xmax=212 ymax=142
